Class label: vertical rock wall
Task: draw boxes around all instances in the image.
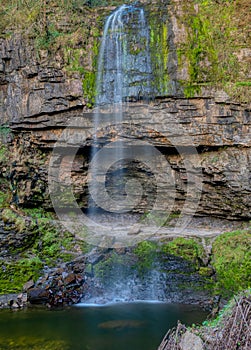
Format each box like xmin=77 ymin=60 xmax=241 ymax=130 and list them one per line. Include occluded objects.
xmin=0 ymin=0 xmax=250 ymax=220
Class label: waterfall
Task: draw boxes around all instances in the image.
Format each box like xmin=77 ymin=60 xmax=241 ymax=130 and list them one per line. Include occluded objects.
xmin=96 ymin=4 xmax=152 ymax=105
xmin=88 ymin=4 xmax=153 ymax=216
xmin=83 ymin=4 xmax=171 ymax=304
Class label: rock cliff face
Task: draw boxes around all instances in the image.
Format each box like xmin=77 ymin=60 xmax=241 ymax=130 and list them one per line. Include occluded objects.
xmin=0 ymin=0 xmax=250 ymax=221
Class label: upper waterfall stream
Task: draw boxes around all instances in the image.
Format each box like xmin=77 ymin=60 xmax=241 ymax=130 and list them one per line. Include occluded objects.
xmin=96 ymin=4 xmax=152 ymax=105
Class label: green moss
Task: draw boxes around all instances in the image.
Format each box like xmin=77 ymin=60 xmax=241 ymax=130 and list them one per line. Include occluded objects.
xmin=212 ymin=229 xmax=251 ymax=295
xmin=179 ymin=10 xmax=218 ymax=97
xmin=0 ymin=125 xmax=12 ymax=141
xmin=1 ymin=207 xmax=77 ymax=263
xmin=93 ymin=252 xmax=132 ymax=281
xmin=0 ymin=257 xmax=44 ymax=294
xmin=64 ymin=48 xmax=86 ymax=75
xmin=148 ymin=8 xmax=169 ymax=95
xmin=0 ymin=144 xmax=8 ymax=163
xmin=2 ymin=208 xmax=36 ymax=232
xmin=82 ymin=70 xmax=97 ymax=107
xmin=35 ymin=24 xmax=61 ymax=50
xmin=178 ymin=0 xmax=249 ymax=101
xmin=161 ymin=237 xmax=204 ymax=268
xmin=0 ymin=206 xmax=84 ymax=292
xmin=31 ymin=219 xmax=76 ymax=265
xmin=0 ymin=190 xmax=10 ymax=208
xmin=0 ymin=336 xmax=69 ymax=350
xmin=23 ymin=207 xmax=55 ymax=220
xmin=198 ymin=267 xmax=213 ymax=277
xmin=235 ymin=81 xmax=251 ymax=87
xmin=133 ymin=241 xmax=158 ymax=271
xmin=63 ymin=33 xmax=99 ymax=106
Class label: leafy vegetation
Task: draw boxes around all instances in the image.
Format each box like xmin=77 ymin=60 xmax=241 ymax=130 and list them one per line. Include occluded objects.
xmin=0 ymin=0 xmax=122 ymax=35
xmin=149 ymin=11 xmax=169 ymax=96
xmin=0 ymin=124 xmax=12 ymax=139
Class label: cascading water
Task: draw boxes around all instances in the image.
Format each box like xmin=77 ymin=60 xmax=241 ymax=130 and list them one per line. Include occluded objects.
xmin=96 ymin=4 xmax=152 ymax=105
xmin=88 ymin=4 xmax=154 ymax=216
xmin=85 ymin=4 xmax=167 ymax=303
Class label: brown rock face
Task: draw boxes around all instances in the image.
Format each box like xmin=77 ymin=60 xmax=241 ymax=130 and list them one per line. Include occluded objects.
xmin=3 ymin=98 xmax=250 ymax=221
xmin=0 ymin=2 xmax=250 ymax=222
xmin=0 ymin=35 xmax=84 ymax=127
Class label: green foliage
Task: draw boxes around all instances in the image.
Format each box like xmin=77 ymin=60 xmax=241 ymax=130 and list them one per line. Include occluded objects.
xmin=63 ymin=30 xmax=99 ymax=106
xmin=32 ymin=219 xmax=76 ymax=264
xmin=0 ymin=206 xmax=83 ymax=293
xmin=212 ymin=229 xmax=251 ymax=294
xmin=0 ymin=124 xmax=12 ymax=138
xmin=2 ymin=207 xmax=76 ymax=262
xmin=35 ymin=24 xmax=61 ymax=50
xmin=180 ymin=10 xmax=218 ymax=97
xmin=0 ymin=0 xmax=41 ymax=36
xmin=0 ymin=257 xmax=43 ymax=294
xmin=86 ymin=0 xmax=124 ymax=7
xmin=2 ymin=208 xmax=37 ymax=232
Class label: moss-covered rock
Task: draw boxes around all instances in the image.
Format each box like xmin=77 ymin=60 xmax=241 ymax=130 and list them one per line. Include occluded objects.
xmin=177 ymin=0 xmax=250 ymax=101
xmin=161 ymin=237 xmax=206 ymax=268
xmin=211 ymin=229 xmax=251 ymax=295
xmin=0 ymin=257 xmax=43 ymax=294
xmin=133 ymin=240 xmax=158 ymax=271
xmin=0 ymin=207 xmax=86 ymax=295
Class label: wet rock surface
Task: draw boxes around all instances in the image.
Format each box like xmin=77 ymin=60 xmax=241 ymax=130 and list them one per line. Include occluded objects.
xmin=0 ymin=293 xmax=27 ymax=309
xmin=27 ymin=258 xmax=86 ymax=307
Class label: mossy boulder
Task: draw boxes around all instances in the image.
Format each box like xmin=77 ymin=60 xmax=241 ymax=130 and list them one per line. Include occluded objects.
xmin=161 ymin=237 xmax=206 ymax=269
xmin=212 ymin=229 xmax=251 ymax=295
xmin=0 ymin=257 xmax=43 ymax=294
xmin=0 ymin=207 xmax=86 ymax=295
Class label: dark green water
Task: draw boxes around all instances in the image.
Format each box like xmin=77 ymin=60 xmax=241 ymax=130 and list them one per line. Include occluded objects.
xmin=0 ymin=302 xmax=208 ymax=350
